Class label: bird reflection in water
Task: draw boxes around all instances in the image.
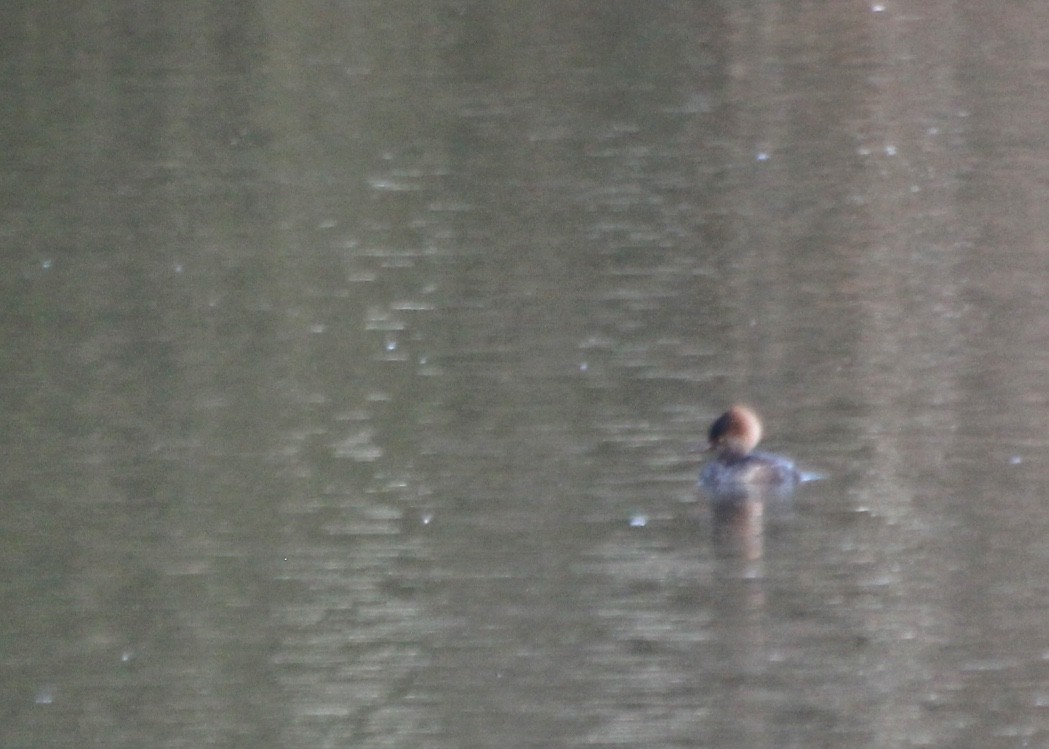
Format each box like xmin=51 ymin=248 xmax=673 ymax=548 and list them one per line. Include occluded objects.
xmin=699 ymin=405 xmax=821 ymax=560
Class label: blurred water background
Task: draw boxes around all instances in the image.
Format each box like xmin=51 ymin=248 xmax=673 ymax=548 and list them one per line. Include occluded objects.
xmin=5 ymin=3 xmax=1049 ymax=747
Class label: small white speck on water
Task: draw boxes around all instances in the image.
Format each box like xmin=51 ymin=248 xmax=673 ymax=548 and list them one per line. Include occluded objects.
xmin=35 ymin=687 xmax=55 ymax=705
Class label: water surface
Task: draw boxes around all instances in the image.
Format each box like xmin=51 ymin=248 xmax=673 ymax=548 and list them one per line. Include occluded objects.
xmin=4 ymin=3 xmax=1049 ymax=748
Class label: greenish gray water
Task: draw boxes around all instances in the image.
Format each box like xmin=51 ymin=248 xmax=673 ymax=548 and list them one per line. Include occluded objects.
xmin=5 ymin=3 xmax=1049 ymax=748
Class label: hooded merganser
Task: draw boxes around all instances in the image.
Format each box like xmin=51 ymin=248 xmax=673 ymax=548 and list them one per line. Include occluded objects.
xmin=699 ymin=405 xmax=816 ymax=502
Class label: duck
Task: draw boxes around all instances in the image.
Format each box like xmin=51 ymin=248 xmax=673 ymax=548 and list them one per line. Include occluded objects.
xmin=699 ymin=404 xmax=816 ymax=502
